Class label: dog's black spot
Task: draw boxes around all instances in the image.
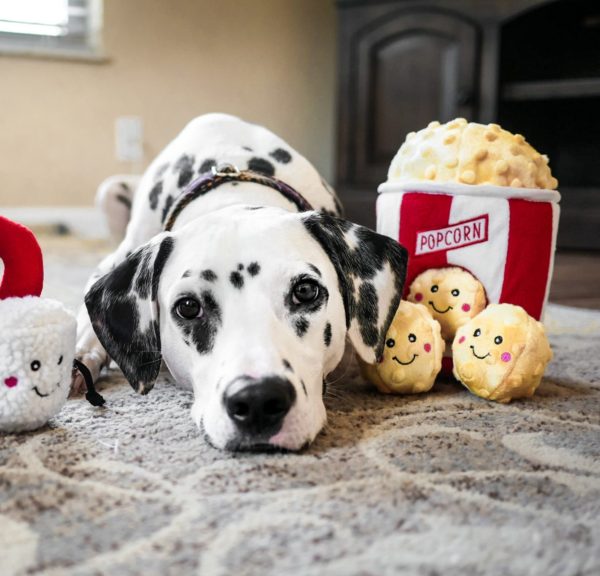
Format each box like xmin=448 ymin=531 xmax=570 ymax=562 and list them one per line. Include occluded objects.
xmin=199 ymin=158 xmax=216 ymax=174
xmin=301 ymin=380 xmax=307 ymax=397
xmin=231 ymin=182 xmax=239 ymax=187
xmin=245 ymin=206 xmax=264 ymax=211
xmin=295 ymin=316 xmax=310 ymax=337
xmin=230 ymin=271 xmax=244 ymax=289
xmin=270 ymin=148 xmax=292 ymax=164
xmin=248 ymin=157 xmax=275 ymax=177
xmin=133 ymin=249 xmax=153 ymax=299
xmin=247 ymin=262 xmax=260 ymax=276
xmin=202 ymin=289 xmax=221 ymax=319
xmin=283 ymin=359 xmax=293 ymax=372
xmin=320 ymin=208 xmax=338 ymax=218
xmin=242 ymin=146 xmax=253 ymax=152
xmin=116 ymin=193 xmax=132 ymax=210
xmin=308 ymin=264 xmax=322 ymax=277
xmin=324 ymin=322 xmax=332 ymax=347
xmin=174 ymin=154 xmax=195 ymax=188
xmin=109 ymin=296 xmax=139 ymax=344
xmin=356 ymin=282 xmax=379 ymax=348
xmin=161 ymin=195 xmax=174 ymax=223
xmin=149 ymin=181 xmax=163 ymax=210
xmin=182 ymin=270 xmax=191 ymax=279
xmin=152 ymin=237 xmax=175 ymax=301
xmin=201 ymin=270 xmax=217 ymax=282
xmin=238 ymin=263 xmax=244 ymax=271
xmin=105 ymin=250 xmax=142 ymax=293
xmin=172 ymin=289 xmax=222 ymax=355
xmin=155 ymin=162 xmax=170 ymax=180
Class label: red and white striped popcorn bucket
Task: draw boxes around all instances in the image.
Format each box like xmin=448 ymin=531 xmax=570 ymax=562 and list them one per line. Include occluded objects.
xmin=377 ymin=181 xmax=561 ymax=321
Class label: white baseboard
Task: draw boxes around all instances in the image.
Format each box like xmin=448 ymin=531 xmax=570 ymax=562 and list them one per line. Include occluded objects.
xmin=0 ymin=206 xmax=110 ymax=239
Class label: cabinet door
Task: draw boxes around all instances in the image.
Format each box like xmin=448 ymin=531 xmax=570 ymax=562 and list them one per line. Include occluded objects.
xmin=339 ymin=8 xmax=480 ymax=190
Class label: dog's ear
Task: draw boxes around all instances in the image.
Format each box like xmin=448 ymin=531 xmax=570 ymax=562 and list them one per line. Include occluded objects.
xmin=303 ymin=211 xmax=408 ymax=363
xmin=85 ymin=234 xmax=175 ymax=394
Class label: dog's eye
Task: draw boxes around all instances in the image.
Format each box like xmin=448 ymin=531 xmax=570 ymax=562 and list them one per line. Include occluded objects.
xmin=31 ymin=360 xmax=41 ymax=371
xmin=292 ymin=280 xmax=319 ymax=304
xmin=408 ymin=333 xmax=417 ymax=343
xmin=494 ymin=335 xmax=503 ymax=345
xmin=175 ymin=297 xmax=203 ymax=319
xmin=431 ymin=285 xmax=439 ymax=293
xmin=473 ymin=328 xmax=481 ymax=337
xmin=451 ymin=289 xmax=460 ymax=297
xmin=386 ymin=338 xmax=395 ymax=348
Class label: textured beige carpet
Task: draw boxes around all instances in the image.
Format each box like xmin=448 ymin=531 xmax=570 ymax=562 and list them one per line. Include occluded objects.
xmin=1 ymin=236 xmax=599 ymax=576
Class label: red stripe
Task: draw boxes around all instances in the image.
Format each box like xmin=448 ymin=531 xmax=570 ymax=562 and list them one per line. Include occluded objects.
xmin=398 ymin=193 xmax=453 ymax=297
xmin=499 ymin=200 xmax=554 ymax=319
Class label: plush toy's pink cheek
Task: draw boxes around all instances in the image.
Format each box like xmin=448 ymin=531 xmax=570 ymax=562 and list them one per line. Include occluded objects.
xmin=501 ymin=352 xmax=512 ymax=363
xmin=458 ymin=336 xmax=465 ymax=344
xmin=4 ymin=376 xmax=18 ymax=388
xmin=461 ymin=303 xmax=471 ymax=312
xmin=424 ymin=343 xmax=431 ymax=353
xmin=414 ymin=292 xmax=423 ymax=302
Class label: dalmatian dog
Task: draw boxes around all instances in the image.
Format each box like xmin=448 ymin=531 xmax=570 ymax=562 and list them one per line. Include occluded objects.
xmin=76 ymin=113 xmax=408 ymax=451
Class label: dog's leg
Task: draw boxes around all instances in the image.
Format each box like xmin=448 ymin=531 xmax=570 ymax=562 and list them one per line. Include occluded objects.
xmin=96 ymin=175 xmax=140 ymax=244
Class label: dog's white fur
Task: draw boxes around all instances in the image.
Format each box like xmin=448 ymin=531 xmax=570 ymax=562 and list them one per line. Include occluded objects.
xmin=77 ymin=114 xmax=406 ymax=451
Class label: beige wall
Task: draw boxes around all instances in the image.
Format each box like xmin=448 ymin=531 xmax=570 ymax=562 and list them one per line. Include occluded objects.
xmin=0 ymin=0 xmax=336 ymax=207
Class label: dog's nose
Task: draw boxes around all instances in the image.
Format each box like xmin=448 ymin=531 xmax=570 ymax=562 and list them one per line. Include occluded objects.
xmin=224 ymin=376 xmax=296 ymax=434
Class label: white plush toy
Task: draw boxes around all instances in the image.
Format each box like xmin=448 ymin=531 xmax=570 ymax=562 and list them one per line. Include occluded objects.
xmin=0 ymin=216 xmax=97 ymax=432
xmin=0 ymin=297 xmax=76 ymax=432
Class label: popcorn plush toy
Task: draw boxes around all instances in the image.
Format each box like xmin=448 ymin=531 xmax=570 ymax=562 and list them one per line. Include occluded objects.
xmin=407 ymin=266 xmax=487 ymax=341
xmin=0 ymin=216 xmax=79 ymax=432
xmin=452 ymin=303 xmax=553 ymax=403
xmin=359 ymin=300 xmax=444 ymax=394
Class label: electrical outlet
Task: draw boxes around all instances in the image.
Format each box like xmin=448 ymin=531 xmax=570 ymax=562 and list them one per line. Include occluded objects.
xmin=115 ymin=116 xmax=143 ymax=162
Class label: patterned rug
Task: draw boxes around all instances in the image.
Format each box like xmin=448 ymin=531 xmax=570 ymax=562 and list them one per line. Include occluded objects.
xmin=1 ymin=236 xmax=599 ymax=576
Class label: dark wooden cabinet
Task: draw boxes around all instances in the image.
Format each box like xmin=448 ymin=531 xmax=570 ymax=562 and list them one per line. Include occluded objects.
xmin=336 ymin=0 xmax=600 ymax=250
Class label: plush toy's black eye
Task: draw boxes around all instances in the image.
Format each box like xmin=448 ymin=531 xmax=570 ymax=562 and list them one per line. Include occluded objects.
xmin=31 ymin=360 xmax=41 ymax=371
xmin=408 ymin=333 xmax=417 ymax=343
xmin=175 ymin=297 xmax=203 ymax=319
xmin=451 ymin=289 xmax=460 ymax=297
xmin=494 ymin=335 xmax=503 ymax=345
xmin=431 ymin=285 xmax=439 ymax=293
xmin=386 ymin=338 xmax=395 ymax=348
xmin=292 ymin=280 xmax=320 ymax=305
xmin=473 ymin=328 xmax=481 ymax=337
xmin=58 ymin=355 xmax=63 ymax=365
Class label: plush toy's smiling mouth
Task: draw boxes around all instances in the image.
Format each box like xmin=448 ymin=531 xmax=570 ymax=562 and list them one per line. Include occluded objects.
xmin=393 ymin=354 xmax=417 ymax=366
xmin=32 ymin=386 xmax=52 ymax=398
xmin=470 ymin=345 xmax=490 ymax=360
xmin=428 ymin=301 xmax=452 ymax=314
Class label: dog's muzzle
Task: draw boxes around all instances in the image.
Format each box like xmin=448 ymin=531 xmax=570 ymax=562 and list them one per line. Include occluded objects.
xmin=224 ymin=376 xmax=296 ymax=437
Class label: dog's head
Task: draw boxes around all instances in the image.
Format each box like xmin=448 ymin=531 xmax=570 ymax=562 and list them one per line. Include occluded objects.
xmin=86 ymin=206 xmax=407 ymax=450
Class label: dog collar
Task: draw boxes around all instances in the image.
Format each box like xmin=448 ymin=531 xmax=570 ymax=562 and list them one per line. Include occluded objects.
xmin=163 ymin=164 xmax=313 ymax=231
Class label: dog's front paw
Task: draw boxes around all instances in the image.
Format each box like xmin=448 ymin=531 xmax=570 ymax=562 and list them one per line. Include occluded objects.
xmin=71 ymin=350 xmax=105 ymax=397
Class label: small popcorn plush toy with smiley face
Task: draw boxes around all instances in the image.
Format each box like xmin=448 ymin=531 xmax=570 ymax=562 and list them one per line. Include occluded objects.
xmin=359 ymin=300 xmax=444 ymax=394
xmin=452 ymin=303 xmax=553 ymax=403
xmin=408 ymin=267 xmax=487 ymax=341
